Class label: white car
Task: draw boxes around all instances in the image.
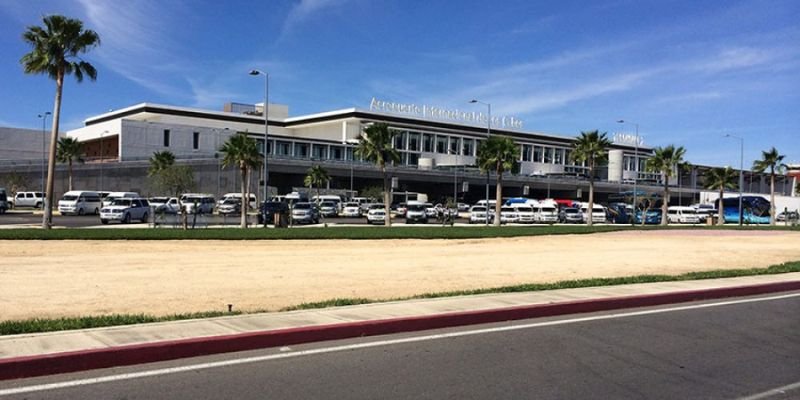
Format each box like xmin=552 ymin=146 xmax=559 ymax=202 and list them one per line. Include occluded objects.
xmin=149 ymin=197 xmax=180 ymax=214
xmin=500 ymin=206 xmax=518 ymax=224
xmin=367 ymin=208 xmax=387 ymax=225
xmin=12 ymin=192 xmax=45 ymax=209
xmin=513 ymin=205 xmax=536 ymax=223
xmin=535 ymin=206 xmax=559 ymax=223
xmin=341 ymin=202 xmax=362 ymax=217
xmin=667 ymin=206 xmax=701 ymax=224
xmin=469 ymin=205 xmax=494 ymax=224
xmin=100 ymin=198 xmax=150 ymax=224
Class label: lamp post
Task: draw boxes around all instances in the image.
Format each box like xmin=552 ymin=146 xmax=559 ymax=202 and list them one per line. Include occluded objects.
xmin=469 ymin=99 xmax=491 ymax=226
xmin=617 ymin=120 xmax=639 ymax=224
xmin=724 ymin=133 xmax=744 ymax=226
xmin=100 ymin=130 xmax=108 ymax=191
xmin=37 ymin=112 xmax=51 ymax=194
xmin=249 ymin=69 xmax=269 ymax=203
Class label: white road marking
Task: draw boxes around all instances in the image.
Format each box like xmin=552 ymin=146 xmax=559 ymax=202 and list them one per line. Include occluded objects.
xmin=1 ymin=292 xmax=799 ymax=397
xmin=737 ymin=381 xmax=800 ymax=400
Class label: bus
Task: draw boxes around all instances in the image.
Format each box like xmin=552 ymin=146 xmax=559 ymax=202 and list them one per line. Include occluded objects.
xmin=717 ymin=196 xmax=771 ymax=224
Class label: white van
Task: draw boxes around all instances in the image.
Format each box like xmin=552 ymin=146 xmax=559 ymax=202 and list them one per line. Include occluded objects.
xmin=102 ymin=192 xmax=139 ymax=207
xmin=312 ymin=195 xmax=343 ymax=212
xmin=180 ymin=193 xmax=216 ymax=214
xmin=218 ymin=193 xmax=257 ymax=209
xmin=579 ymin=203 xmax=607 ymax=224
xmin=668 ymin=206 xmax=701 ymax=224
xmin=58 ymin=191 xmax=102 ymax=215
xmin=513 ymin=204 xmax=536 ymax=223
xmin=535 ymin=204 xmax=559 ymax=223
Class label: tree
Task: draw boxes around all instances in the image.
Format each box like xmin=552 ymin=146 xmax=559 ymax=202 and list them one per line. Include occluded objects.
xmin=304 ymin=165 xmax=330 ymax=202
xmin=704 ymin=167 xmax=738 ymax=225
xmin=570 ymin=130 xmax=612 ymax=226
xmin=220 ymin=132 xmax=262 ymax=228
xmin=355 ymin=123 xmax=400 ymax=226
xmin=56 ymin=137 xmax=84 ymax=191
xmin=752 ymin=147 xmax=786 ymax=225
xmin=148 ymin=151 xmax=176 ymax=177
xmin=2 ymin=172 xmax=31 ymax=200
xmin=21 ymin=15 xmax=100 ymax=229
xmin=476 ymin=136 xmax=520 ymax=226
xmin=645 ymin=145 xmax=687 ymax=226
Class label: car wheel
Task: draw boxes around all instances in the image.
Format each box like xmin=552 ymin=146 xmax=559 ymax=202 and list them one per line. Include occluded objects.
xmin=35 ymin=202 xmax=42 ymax=209
xmin=78 ymin=208 xmax=85 ymax=216
xmin=141 ymin=212 xmax=148 ymax=223
xmin=123 ymin=213 xmax=131 ymax=224
xmin=101 ymin=219 xmax=109 ymax=225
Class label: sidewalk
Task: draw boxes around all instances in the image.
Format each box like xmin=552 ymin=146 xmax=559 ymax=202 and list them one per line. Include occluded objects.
xmin=1 ymin=272 xmax=799 ymax=380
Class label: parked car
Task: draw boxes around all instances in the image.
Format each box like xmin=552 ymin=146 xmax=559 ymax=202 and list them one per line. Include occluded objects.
xmin=513 ymin=205 xmax=536 ymax=223
xmin=367 ymin=208 xmax=387 ymax=225
xmin=100 ymin=198 xmax=150 ymax=224
xmin=58 ymin=190 xmax=102 ymax=215
xmin=0 ymin=188 xmax=7 ymax=214
xmin=291 ymin=202 xmax=320 ymax=224
xmin=777 ymin=211 xmax=799 ymax=222
xmin=534 ymin=205 xmax=559 ymax=224
xmin=667 ymin=206 xmax=701 ymax=224
xmin=635 ymin=209 xmax=663 ymax=224
xmin=405 ymin=202 xmax=429 ymax=224
xmin=180 ymin=193 xmax=216 ymax=214
xmin=394 ymin=202 xmax=408 ymax=218
xmin=499 ymin=206 xmax=518 ymax=224
xmin=340 ymin=202 xmax=362 ymax=218
xmin=217 ymin=193 xmax=257 ymax=210
xmin=318 ymin=201 xmax=339 ymax=218
xmin=218 ymin=198 xmax=242 ymax=215
xmin=457 ymin=202 xmax=471 ymax=212
xmin=258 ymin=201 xmax=290 ymax=225
xmin=12 ymin=192 xmax=45 ymax=209
xmin=580 ymin=204 xmax=607 ymax=224
xmin=102 ymin=192 xmax=139 ymax=207
xmin=469 ymin=205 xmax=494 ymax=224
xmin=559 ymin=207 xmax=583 ymax=223
xmin=149 ymin=197 xmax=180 ymax=214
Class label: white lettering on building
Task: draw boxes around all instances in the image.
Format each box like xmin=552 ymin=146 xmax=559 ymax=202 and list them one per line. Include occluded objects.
xmin=613 ymin=133 xmax=645 ymax=147
xmin=369 ymin=97 xmax=524 ymax=130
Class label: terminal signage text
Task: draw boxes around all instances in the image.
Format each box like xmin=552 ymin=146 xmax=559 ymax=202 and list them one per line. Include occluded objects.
xmin=613 ymin=133 xmax=644 ymax=147
xmin=369 ymin=97 xmax=524 ymax=130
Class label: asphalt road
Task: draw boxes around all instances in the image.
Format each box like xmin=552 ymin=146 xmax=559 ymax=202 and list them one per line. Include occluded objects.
xmin=2 ymin=293 xmax=798 ymax=399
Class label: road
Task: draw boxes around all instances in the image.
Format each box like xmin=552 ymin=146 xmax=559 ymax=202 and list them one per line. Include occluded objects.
xmin=2 ymin=293 xmax=798 ymax=399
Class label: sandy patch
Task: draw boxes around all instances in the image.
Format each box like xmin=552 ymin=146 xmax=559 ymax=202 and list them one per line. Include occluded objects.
xmin=1 ymin=230 xmax=798 ymax=321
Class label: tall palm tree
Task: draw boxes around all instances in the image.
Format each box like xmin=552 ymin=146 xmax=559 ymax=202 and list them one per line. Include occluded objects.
xmin=704 ymin=167 xmax=738 ymax=225
xmin=56 ymin=137 xmax=84 ymax=191
xmin=476 ymin=136 xmax=520 ymax=227
xmin=220 ymin=132 xmax=262 ymax=228
xmin=148 ymin=151 xmax=176 ymax=177
xmin=645 ymin=145 xmax=687 ymax=226
xmin=752 ymin=147 xmax=786 ymax=225
xmin=571 ymin=130 xmax=612 ymax=226
xmin=304 ymin=165 xmax=330 ymax=202
xmin=21 ymin=15 xmax=100 ymax=229
xmin=355 ymin=123 xmax=400 ymax=226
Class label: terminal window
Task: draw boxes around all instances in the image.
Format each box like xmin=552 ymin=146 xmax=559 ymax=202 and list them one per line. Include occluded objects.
xmin=193 ymin=132 xmax=199 ymax=150
xmin=163 ymin=130 xmax=170 ymax=147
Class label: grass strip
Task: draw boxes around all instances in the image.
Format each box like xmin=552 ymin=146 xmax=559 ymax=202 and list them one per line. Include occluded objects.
xmin=0 ymin=224 xmax=797 ymax=240
xmin=2 ymin=261 xmax=798 ymax=335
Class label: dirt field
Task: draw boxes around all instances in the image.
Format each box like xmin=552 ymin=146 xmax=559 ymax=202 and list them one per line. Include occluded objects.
xmin=1 ymin=230 xmax=799 ymax=321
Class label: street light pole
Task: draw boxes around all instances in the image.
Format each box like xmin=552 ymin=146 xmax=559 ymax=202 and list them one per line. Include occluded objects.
xmin=37 ymin=112 xmax=51 ymax=194
xmin=724 ymin=134 xmax=744 ymax=226
xmin=344 ymin=139 xmax=359 ymax=199
xmin=100 ymin=130 xmax=108 ymax=192
xmin=470 ymin=99 xmax=491 ymax=226
xmin=249 ymin=69 xmax=269 ymax=204
xmin=617 ymin=120 xmax=639 ymax=224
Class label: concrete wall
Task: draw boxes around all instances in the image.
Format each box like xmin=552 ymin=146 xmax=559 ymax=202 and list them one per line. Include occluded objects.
xmin=0 ymin=127 xmax=60 ymax=162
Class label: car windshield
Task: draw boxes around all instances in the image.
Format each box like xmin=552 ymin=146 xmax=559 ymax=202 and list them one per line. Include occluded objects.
xmin=407 ymin=205 xmax=426 ymax=211
xmin=61 ymin=195 xmax=78 ymax=201
xmin=541 ymin=207 xmax=556 ymax=213
xmin=223 ymin=199 xmax=240 ymax=205
xmin=501 ymin=207 xmax=514 ymax=212
xmin=565 ymin=209 xmax=578 ymax=214
xmin=111 ymin=199 xmax=132 ymax=206
xmin=516 ymin=207 xmax=533 ymax=212
xmin=320 ymin=202 xmax=335 ymax=207
xmin=294 ymin=203 xmax=311 ymax=210
xmin=472 ymin=206 xmax=486 ymax=212
xmin=150 ymin=198 xmax=168 ymax=203
xmin=344 ymin=203 xmax=358 ymax=208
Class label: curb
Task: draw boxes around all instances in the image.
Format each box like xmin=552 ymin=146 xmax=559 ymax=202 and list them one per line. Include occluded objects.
xmin=2 ymin=280 xmax=799 ymax=381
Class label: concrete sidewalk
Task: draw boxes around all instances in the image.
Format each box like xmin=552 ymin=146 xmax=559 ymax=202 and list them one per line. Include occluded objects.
xmin=2 ymin=272 xmax=799 ymax=380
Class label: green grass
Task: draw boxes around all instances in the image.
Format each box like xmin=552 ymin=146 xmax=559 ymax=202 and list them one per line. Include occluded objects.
xmin=2 ymin=260 xmax=798 ymax=335
xmin=0 ymin=224 xmax=797 ymax=240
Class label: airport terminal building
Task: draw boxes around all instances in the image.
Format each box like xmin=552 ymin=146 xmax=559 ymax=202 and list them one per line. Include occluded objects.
xmin=1 ymin=99 xmax=796 ymax=204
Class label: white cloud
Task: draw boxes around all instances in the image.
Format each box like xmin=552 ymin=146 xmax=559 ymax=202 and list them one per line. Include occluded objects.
xmin=279 ymin=0 xmax=351 ymax=40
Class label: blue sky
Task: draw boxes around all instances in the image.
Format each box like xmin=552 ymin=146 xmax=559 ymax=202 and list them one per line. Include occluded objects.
xmin=1 ymin=0 xmax=797 ymax=167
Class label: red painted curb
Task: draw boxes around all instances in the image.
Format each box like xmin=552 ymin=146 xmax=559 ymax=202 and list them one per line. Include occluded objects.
xmin=1 ymin=280 xmax=799 ymax=381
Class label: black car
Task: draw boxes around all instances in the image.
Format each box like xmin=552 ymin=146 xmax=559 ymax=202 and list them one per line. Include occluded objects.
xmin=258 ymin=201 xmax=290 ymax=225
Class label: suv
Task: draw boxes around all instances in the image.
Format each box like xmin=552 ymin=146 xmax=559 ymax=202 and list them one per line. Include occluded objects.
xmin=258 ymin=201 xmax=290 ymax=225
xmin=291 ymin=202 xmax=320 ymax=224
xmin=100 ymin=198 xmax=150 ymax=224
xmin=558 ymin=207 xmax=583 ymax=223
xmin=12 ymin=192 xmax=45 ymax=209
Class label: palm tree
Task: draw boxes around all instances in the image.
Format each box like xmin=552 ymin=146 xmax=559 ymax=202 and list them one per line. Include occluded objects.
xmin=148 ymin=151 xmax=176 ymax=177
xmin=304 ymin=165 xmax=330 ymax=202
xmin=704 ymin=167 xmax=738 ymax=225
xmin=21 ymin=15 xmax=100 ymax=229
xmin=220 ymin=132 xmax=262 ymax=228
xmin=355 ymin=123 xmax=400 ymax=226
xmin=645 ymin=145 xmax=687 ymax=226
xmin=476 ymin=136 xmax=520 ymax=226
xmin=752 ymin=147 xmax=786 ymax=225
xmin=56 ymin=137 xmax=84 ymax=191
xmin=570 ymin=130 xmax=612 ymax=226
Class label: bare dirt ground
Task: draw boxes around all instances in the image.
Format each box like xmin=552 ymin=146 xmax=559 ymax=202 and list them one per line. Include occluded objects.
xmin=1 ymin=229 xmax=799 ymax=321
